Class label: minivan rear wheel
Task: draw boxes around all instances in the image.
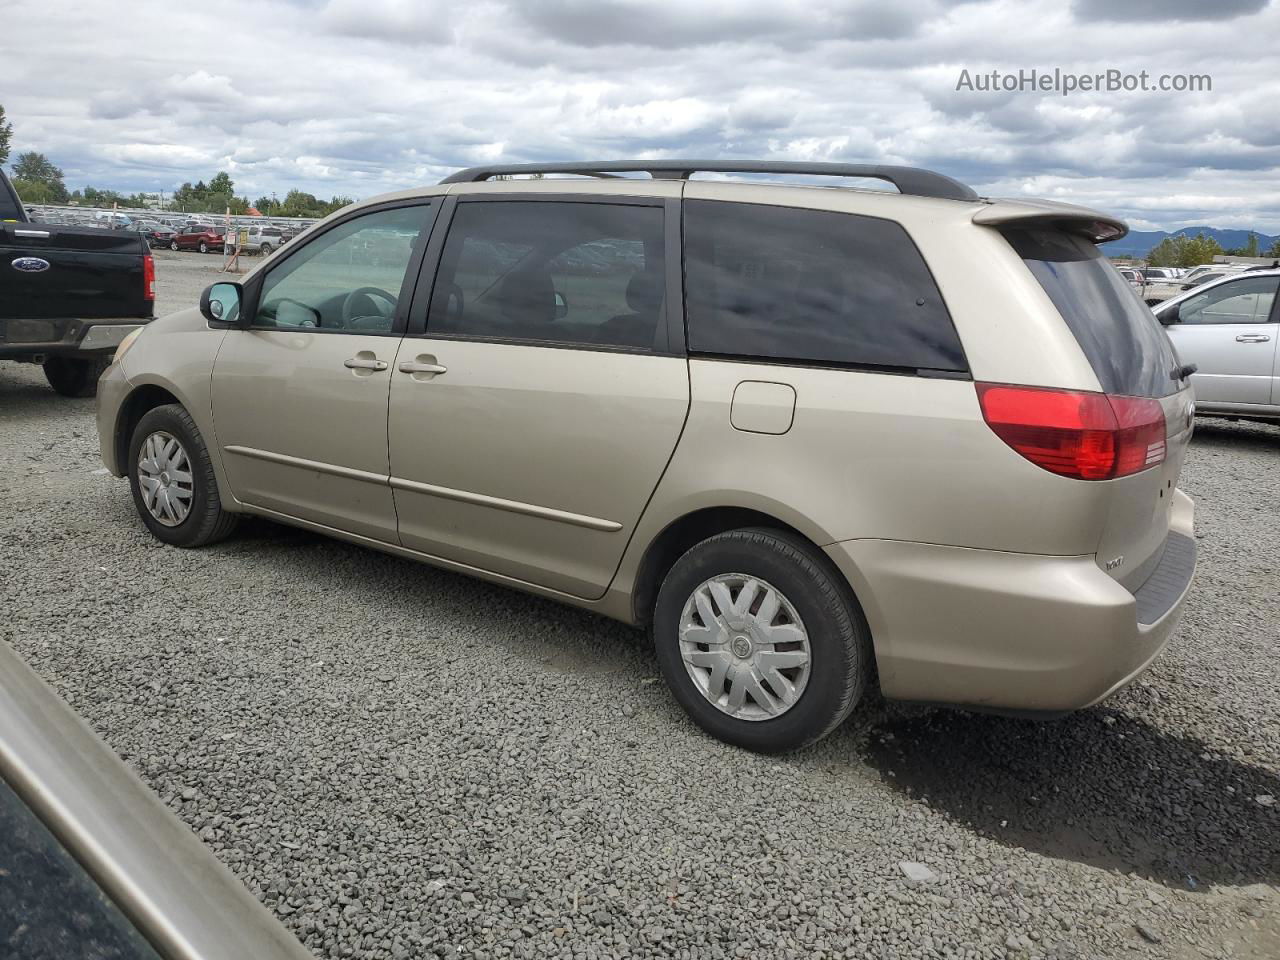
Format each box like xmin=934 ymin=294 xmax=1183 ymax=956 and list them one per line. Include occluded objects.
xmin=652 ymin=528 xmax=870 ymax=752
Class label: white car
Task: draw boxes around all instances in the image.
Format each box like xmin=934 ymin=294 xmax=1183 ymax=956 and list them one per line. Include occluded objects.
xmin=1155 ymin=269 xmax=1280 ymax=422
xmin=1142 ymin=264 xmax=1253 ymax=306
xmin=246 ymin=225 xmax=288 ymax=255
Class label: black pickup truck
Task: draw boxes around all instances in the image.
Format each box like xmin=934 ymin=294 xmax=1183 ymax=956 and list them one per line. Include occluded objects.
xmin=1 ymin=169 xmax=154 ymax=397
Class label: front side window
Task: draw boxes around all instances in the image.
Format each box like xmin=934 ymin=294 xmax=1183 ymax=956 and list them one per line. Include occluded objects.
xmin=252 ymin=205 xmax=431 ymax=333
xmin=427 ymin=201 xmax=666 ymax=350
xmin=1176 ymin=276 xmax=1279 ymax=325
xmin=683 ymin=200 xmax=966 ymax=372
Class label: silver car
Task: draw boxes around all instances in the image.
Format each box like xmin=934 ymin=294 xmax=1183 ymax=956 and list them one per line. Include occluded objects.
xmin=1155 ymin=268 xmax=1280 ymax=422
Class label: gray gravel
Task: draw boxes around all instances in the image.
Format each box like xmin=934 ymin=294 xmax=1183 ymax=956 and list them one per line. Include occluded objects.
xmin=1 ymin=257 xmax=1278 ymax=959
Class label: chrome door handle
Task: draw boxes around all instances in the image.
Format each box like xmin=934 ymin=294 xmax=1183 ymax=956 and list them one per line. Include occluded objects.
xmin=399 ymin=360 xmax=447 ymax=375
xmin=344 ymin=357 xmax=388 ymax=370
xmin=1235 ymin=334 xmax=1271 ymax=343
xmin=14 ymin=229 xmax=51 ymax=238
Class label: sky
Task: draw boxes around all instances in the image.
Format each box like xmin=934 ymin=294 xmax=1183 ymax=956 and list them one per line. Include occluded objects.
xmin=2 ymin=0 xmax=1278 ymax=232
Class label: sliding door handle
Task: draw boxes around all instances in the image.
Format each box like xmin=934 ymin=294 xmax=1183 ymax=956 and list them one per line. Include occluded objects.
xmin=398 ymin=360 xmax=447 ymax=375
xmin=344 ymin=356 xmax=388 ymax=371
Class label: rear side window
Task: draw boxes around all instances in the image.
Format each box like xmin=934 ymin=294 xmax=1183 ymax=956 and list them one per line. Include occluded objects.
xmin=683 ymin=200 xmax=966 ymax=372
xmin=427 ymin=201 xmax=666 ymax=351
xmin=1005 ymin=229 xmax=1180 ymax=398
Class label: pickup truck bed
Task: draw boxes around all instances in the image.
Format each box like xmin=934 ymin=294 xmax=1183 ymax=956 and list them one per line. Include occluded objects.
xmin=2 ymin=170 xmax=155 ymax=396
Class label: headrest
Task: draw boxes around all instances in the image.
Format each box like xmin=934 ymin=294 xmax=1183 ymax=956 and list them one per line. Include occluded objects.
xmin=493 ymin=269 xmax=555 ymax=324
xmin=626 ymin=269 xmax=663 ymax=314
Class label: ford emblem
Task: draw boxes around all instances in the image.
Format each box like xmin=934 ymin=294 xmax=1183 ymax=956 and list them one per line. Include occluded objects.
xmin=11 ymin=256 xmax=50 ymax=273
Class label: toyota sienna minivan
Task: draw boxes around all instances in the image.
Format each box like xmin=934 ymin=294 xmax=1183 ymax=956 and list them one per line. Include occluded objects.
xmin=98 ymin=160 xmax=1197 ymax=752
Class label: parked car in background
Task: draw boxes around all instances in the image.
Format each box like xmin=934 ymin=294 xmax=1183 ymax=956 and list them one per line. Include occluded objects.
xmin=1118 ymin=267 xmax=1144 ymax=289
xmin=94 ymin=211 xmax=133 ymax=229
xmin=129 ymin=220 xmax=176 ymax=248
xmin=1155 ymin=269 xmax=1279 ymax=423
xmin=170 ymin=223 xmax=226 ymax=253
xmin=246 ymin=225 xmax=287 ymax=255
xmin=0 ymin=168 xmax=156 ymax=397
xmin=1142 ymin=267 xmax=1179 ymax=282
xmin=1141 ymin=264 xmax=1253 ymax=306
xmin=98 ymin=159 xmax=1197 ymax=753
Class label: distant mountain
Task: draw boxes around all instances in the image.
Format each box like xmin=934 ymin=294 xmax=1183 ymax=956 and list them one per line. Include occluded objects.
xmin=1108 ymin=226 xmax=1279 ymax=258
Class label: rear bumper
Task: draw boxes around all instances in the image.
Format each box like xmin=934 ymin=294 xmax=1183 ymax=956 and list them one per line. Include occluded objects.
xmin=0 ymin=317 xmax=151 ymax=359
xmin=824 ymin=489 xmax=1196 ymax=713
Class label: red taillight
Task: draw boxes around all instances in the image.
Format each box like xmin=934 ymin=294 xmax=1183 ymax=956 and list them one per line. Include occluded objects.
xmin=143 ymin=254 xmax=156 ymax=301
xmin=976 ymin=383 xmax=1166 ymax=481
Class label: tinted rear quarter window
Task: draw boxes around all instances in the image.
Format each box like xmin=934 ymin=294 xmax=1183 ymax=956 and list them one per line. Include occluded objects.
xmin=1004 ymin=228 xmax=1180 ymax=398
xmin=683 ymin=200 xmax=966 ymax=373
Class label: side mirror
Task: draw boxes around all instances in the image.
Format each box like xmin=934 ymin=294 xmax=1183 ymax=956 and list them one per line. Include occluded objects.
xmin=1156 ymin=304 xmax=1178 ymax=325
xmin=553 ymin=290 xmax=568 ymax=320
xmin=200 ymin=281 xmax=242 ymax=325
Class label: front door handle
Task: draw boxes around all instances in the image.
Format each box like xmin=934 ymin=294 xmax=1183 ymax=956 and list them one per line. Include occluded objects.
xmin=399 ymin=360 xmax=447 ymax=375
xmin=1235 ymin=334 xmax=1271 ymax=343
xmin=344 ymin=356 xmax=388 ymax=371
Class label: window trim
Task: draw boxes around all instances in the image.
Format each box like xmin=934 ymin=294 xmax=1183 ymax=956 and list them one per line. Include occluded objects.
xmin=404 ymin=194 xmax=686 ymax=356
xmin=240 ymin=198 xmax=441 ymax=338
xmin=679 ymin=197 xmax=969 ymax=377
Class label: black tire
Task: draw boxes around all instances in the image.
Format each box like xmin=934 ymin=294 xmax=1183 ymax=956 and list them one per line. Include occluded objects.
xmin=652 ymin=527 xmax=871 ymax=753
xmin=259 ymin=243 xmax=272 ymax=256
xmin=198 ymin=241 xmax=209 ymax=254
xmin=42 ymin=355 xmax=109 ymax=398
xmin=127 ymin=404 xmax=238 ymax=548
xmin=169 ymin=239 xmax=179 ymax=251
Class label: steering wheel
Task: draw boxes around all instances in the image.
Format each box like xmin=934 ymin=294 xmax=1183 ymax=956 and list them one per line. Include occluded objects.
xmin=341 ymin=286 xmax=397 ymax=329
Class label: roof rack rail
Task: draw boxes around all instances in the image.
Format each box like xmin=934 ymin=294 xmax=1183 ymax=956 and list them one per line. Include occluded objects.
xmin=439 ymin=160 xmax=979 ymax=202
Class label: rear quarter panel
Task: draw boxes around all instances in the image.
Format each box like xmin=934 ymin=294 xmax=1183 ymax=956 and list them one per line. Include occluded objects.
xmin=608 ymin=359 xmax=1120 ymax=617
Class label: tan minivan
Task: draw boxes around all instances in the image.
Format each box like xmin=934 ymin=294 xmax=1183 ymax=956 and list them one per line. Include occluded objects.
xmin=98 ymin=161 xmax=1197 ymax=752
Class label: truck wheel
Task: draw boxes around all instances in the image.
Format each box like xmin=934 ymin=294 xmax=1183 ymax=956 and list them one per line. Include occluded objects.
xmin=42 ymin=356 xmax=110 ymax=398
xmin=128 ymin=404 xmax=238 ymax=547
xmin=169 ymin=240 xmax=179 ymax=251
xmin=652 ymin=528 xmax=872 ymax=753
xmin=260 ymin=243 xmax=272 ymax=256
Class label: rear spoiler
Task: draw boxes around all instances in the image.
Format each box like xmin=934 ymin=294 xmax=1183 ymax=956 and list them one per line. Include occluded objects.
xmin=973 ymin=199 xmax=1127 ymax=244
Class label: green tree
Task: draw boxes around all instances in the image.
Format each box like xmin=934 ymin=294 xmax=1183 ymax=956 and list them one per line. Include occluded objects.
xmin=0 ymin=104 xmax=11 ymax=166
xmin=1146 ymin=232 xmax=1224 ymax=269
xmin=11 ymin=177 xmax=60 ymax=203
xmin=11 ymin=151 xmax=68 ymax=202
xmin=1266 ymin=237 xmax=1280 ymax=259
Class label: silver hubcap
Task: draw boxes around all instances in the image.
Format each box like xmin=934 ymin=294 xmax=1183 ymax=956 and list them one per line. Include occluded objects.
xmin=137 ymin=431 xmax=193 ymax=526
xmin=678 ymin=573 xmax=811 ymax=721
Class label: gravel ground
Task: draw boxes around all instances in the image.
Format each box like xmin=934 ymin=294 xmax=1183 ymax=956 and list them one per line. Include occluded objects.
xmin=1 ymin=256 xmax=1277 ymax=959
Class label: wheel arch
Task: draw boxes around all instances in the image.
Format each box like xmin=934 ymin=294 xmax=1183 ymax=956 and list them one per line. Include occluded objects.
xmin=114 ymin=383 xmax=183 ymax=474
xmin=629 ymin=505 xmax=839 ymax=628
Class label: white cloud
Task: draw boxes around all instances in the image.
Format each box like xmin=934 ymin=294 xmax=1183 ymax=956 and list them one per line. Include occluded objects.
xmin=0 ymin=0 xmax=1276 ymax=230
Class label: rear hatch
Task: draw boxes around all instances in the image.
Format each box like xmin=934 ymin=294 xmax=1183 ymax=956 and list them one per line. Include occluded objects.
xmin=1000 ymin=226 xmax=1192 ymax=590
xmin=0 ymin=222 xmax=151 ymax=320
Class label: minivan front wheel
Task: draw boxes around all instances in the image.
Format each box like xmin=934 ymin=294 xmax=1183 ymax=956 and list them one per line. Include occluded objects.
xmin=653 ymin=528 xmax=870 ymax=752
xmin=128 ymin=404 xmax=238 ymax=547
